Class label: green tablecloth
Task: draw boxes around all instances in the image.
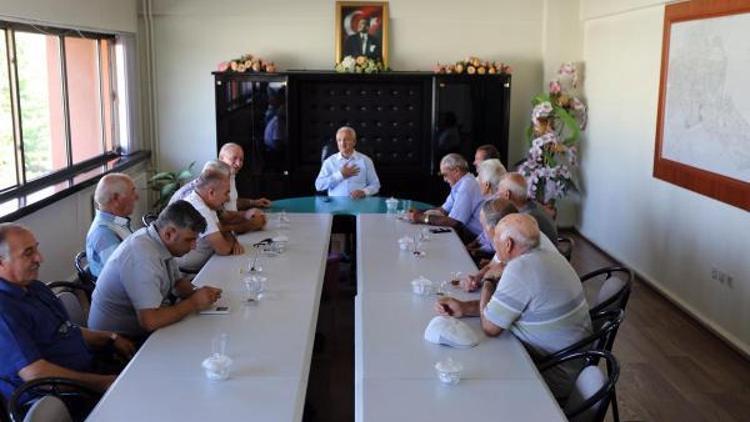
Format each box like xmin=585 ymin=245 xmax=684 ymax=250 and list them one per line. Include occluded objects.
xmin=270 ymin=196 xmax=434 ymax=215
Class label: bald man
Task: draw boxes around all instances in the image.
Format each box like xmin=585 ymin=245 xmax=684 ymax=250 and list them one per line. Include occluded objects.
xmin=1 ymin=224 xmax=135 ymax=405
xmin=436 ymin=214 xmax=591 ymax=399
xmin=497 ymin=172 xmax=558 ymax=243
xmin=315 ymin=126 xmax=380 ymax=198
xmin=218 ymin=143 xmax=272 ymax=210
xmin=87 ymin=173 xmax=139 ymax=277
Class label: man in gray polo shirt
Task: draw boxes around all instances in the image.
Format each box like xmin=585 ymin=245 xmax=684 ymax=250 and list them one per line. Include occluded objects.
xmin=436 ymin=214 xmax=591 ymax=399
xmin=89 ymin=201 xmax=223 ymax=339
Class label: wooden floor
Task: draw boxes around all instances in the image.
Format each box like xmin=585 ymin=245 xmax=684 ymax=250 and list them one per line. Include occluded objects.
xmin=568 ymin=231 xmax=750 ymax=422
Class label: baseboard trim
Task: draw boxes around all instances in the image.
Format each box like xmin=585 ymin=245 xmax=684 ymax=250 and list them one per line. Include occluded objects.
xmin=572 ymin=227 xmax=750 ymax=361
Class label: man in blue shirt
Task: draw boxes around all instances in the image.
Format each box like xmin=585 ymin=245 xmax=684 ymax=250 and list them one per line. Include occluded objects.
xmin=408 ymin=153 xmax=484 ymax=237
xmin=86 ymin=173 xmax=139 ymax=277
xmin=315 ymin=126 xmax=381 ymax=198
xmin=0 ymin=224 xmax=135 ymax=403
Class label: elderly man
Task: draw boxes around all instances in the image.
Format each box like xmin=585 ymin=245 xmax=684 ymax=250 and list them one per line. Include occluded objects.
xmin=436 ymin=214 xmax=592 ymax=398
xmin=473 ymin=144 xmax=501 ymax=170
xmin=315 ymin=126 xmax=380 ymax=198
xmin=172 ymin=160 xmax=266 ymax=234
xmin=408 ymin=153 xmax=484 ymax=238
xmin=218 ymin=142 xmax=272 ymax=210
xmin=0 ymin=224 xmax=135 ymax=403
xmin=466 ymin=159 xmax=508 ymax=258
xmin=174 ymin=165 xmax=246 ymax=273
xmin=498 ymin=172 xmax=558 ymax=243
xmin=86 ymin=173 xmax=139 ymax=277
xmin=89 ymin=201 xmax=223 ymax=339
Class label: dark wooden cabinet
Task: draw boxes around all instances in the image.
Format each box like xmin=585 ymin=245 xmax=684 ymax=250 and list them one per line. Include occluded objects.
xmin=214 ymin=71 xmax=510 ymax=205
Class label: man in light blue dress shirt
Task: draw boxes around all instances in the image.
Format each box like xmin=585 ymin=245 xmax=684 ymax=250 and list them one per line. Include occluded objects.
xmin=315 ymin=126 xmax=380 ymax=198
xmin=86 ymin=173 xmax=138 ymax=277
xmin=408 ymin=153 xmax=484 ymax=237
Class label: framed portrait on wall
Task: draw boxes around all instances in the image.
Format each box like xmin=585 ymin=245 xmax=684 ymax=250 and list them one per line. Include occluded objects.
xmin=654 ymin=0 xmax=750 ymax=211
xmin=335 ymin=1 xmax=389 ymax=65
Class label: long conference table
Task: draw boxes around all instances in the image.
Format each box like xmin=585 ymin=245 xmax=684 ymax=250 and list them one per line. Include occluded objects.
xmin=88 ymin=198 xmax=565 ymax=421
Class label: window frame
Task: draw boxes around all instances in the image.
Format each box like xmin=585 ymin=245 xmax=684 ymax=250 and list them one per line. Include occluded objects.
xmin=0 ymin=20 xmax=122 ymax=198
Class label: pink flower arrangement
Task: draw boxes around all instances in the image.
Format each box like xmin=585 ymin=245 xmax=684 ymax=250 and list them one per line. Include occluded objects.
xmin=519 ymin=63 xmax=587 ymax=204
xmin=217 ymin=53 xmax=276 ymax=73
xmin=434 ymin=57 xmax=511 ymax=75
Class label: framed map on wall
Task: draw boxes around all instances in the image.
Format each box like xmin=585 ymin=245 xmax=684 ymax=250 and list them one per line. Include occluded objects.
xmin=654 ymin=0 xmax=750 ymax=211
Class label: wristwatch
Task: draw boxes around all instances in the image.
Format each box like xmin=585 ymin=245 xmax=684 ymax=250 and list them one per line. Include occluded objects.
xmin=108 ymin=332 xmax=119 ymax=345
xmin=423 ymin=214 xmax=429 ymax=224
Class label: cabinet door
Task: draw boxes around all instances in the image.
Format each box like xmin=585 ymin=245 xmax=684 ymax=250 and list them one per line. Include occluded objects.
xmin=433 ymin=76 xmax=510 ymax=170
xmin=215 ymin=76 xmax=289 ymax=198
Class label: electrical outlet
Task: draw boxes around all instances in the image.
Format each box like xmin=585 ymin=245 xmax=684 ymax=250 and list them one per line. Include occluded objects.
xmin=711 ymin=267 xmax=718 ymax=280
xmin=726 ymin=275 xmax=734 ymax=288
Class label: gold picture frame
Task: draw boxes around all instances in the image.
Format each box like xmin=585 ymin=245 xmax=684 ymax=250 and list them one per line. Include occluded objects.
xmin=335 ymin=1 xmax=389 ymax=66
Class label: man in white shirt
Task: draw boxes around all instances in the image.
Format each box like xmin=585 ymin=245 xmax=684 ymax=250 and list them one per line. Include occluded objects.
xmin=218 ymin=143 xmax=272 ymax=210
xmin=171 ymin=160 xmax=266 ymax=234
xmin=175 ymin=167 xmax=245 ymax=272
xmin=315 ymin=126 xmax=380 ymax=198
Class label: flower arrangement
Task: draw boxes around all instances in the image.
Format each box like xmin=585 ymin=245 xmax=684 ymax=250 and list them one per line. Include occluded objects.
xmin=335 ymin=55 xmax=387 ymax=73
xmin=217 ymin=53 xmax=276 ymax=73
xmin=433 ymin=57 xmax=511 ymax=75
xmin=519 ymin=63 xmax=587 ymax=204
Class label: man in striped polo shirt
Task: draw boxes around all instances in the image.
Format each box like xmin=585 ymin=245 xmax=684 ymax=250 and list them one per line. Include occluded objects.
xmin=436 ymin=213 xmax=592 ymax=399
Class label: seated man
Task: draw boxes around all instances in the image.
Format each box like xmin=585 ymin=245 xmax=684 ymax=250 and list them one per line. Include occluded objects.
xmin=408 ymin=153 xmax=484 ymax=239
xmin=473 ymin=144 xmax=501 ymax=171
xmin=466 ymin=159 xmax=507 ymax=258
xmin=315 ymin=126 xmax=380 ymax=198
xmin=497 ymin=172 xmax=558 ymax=243
xmin=218 ymin=142 xmax=272 ymax=210
xmin=0 ymin=224 xmax=135 ymax=404
xmin=171 ymin=160 xmax=266 ymax=234
xmin=86 ymin=173 xmax=139 ymax=277
xmin=88 ymin=201 xmax=223 ymax=339
xmin=174 ymin=163 xmax=247 ymax=272
xmin=436 ymin=214 xmax=592 ymax=399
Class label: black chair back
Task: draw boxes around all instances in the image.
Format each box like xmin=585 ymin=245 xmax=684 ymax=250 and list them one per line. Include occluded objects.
xmin=580 ymin=266 xmax=633 ymax=316
xmin=538 ymin=309 xmax=625 ymax=367
xmin=539 ymin=350 xmax=620 ymax=422
xmin=9 ymin=378 xmax=100 ymax=422
xmin=74 ymin=251 xmax=96 ymax=289
xmin=141 ymin=213 xmax=157 ymax=227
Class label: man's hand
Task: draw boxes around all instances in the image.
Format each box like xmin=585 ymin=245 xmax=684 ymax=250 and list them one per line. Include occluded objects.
xmin=460 ymin=273 xmax=481 ymax=292
xmin=407 ymin=210 xmax=422 ymax=224
xmin=253 ymin=198 xmax=272 ymax=208
xmin=189 ymin=286 xmax=222 ymax=311
xmin=245 ymin=208 xmax=266 ymax=229
xmin=350 ymin=189 xmax=366 ymax=199
xmin=435 ymin=297 xmax=465 ymax=318
xmin=112 ymin=335 xmax=136 ymax=360
xmin=340 ymin=162 xmax=360 ymax=178
xmin=231 ymin=241 xmax=245 ymax=255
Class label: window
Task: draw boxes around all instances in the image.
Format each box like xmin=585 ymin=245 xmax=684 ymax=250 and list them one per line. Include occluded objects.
xmin=0 ymin=22 xmax=126 ymax=194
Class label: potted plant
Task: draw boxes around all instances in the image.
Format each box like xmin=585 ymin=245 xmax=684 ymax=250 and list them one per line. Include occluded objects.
xmin=518 ymin=63 xmax=587 ymax=218
xmin=148 ymin=162 xmax=196 ymax=212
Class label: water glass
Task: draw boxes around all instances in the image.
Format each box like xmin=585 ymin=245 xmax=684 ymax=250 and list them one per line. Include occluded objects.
xmin=244 ymin=275 xmax=267 ymax=302
xmin=212 ymin=333 xmax=229 ymax=358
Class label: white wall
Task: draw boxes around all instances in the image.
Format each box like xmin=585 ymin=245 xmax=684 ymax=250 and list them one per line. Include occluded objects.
xmin=579 ymin=0 xmax=750 ymax=354
xmin=15 ymin=164 xmax=149 ymax=282
xmin=0 ymin=0 xmax=137 ymax=33
xmin=143 ymin=0 xmax=549 ymax=172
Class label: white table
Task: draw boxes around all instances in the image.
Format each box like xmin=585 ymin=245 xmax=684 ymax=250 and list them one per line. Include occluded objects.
xmin=87 ymin=214 xmax=332 ymax=422
xmin=354 ymin=214 xmax=566 ymax=422
xmin=356 ymin=214 xmax=477 ymax=294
